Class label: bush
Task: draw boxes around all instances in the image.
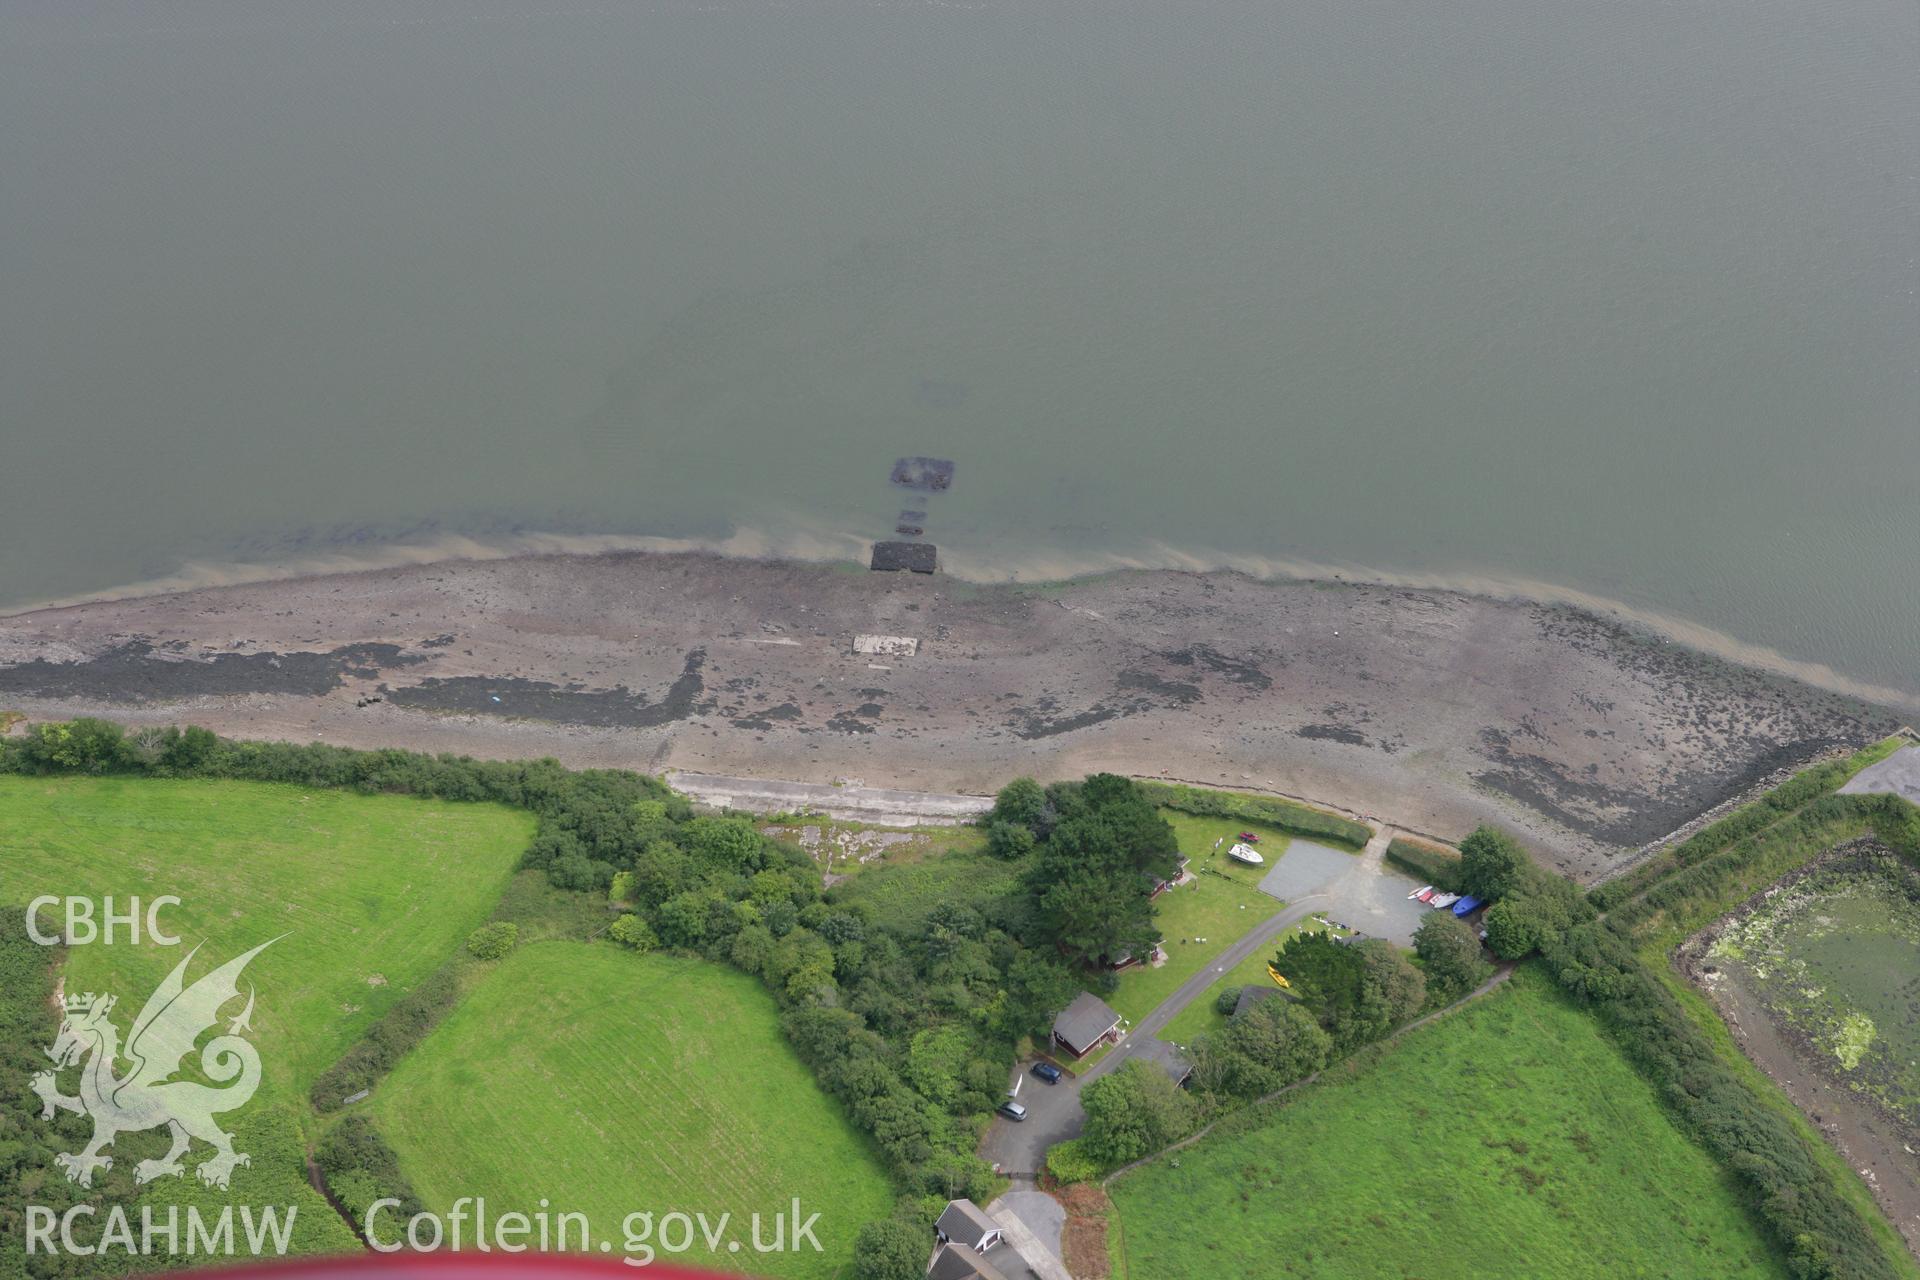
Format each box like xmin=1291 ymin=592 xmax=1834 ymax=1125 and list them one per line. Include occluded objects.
xmin=989 ymin=777 xmax=1048 ymax=833
xmin=465 ymin=921 xmax=520 ymax=960
xmin=1214 ymin=985 xmax=1245 ymax=1016
xmin=986 ymin=820 xmax=1037 ymax=860
xmin=1045 ymin=1137 xmax=1106 ymax=1185
xmin=851 ymin=1218 xmax=927 ymax=1280
xmin=608 ymin=914 xmax=657 ymax=952
xmin=1191 ymin=996 xmax=1332 ymax=1100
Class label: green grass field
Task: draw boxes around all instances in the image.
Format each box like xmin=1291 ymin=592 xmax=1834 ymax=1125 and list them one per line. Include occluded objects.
xmin=0 ymin=774 xmax=534 ymax=1253
xmin=1109 ymin=968 xmax=1789 ymax=1279
xmin=369 ymin=943 xmax=893 ymax=1278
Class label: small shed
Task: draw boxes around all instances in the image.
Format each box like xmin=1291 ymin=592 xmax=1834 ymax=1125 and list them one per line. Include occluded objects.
xmin=1052 ymin=991 xmax=1122 ymax=1058
xmin=1132 ymin=1036 xmax=1194 ymax=1088
xmin=935 ymin=1200 xmax=1003 ymax=1254
xmin=1150 ymin=856 xmax=1192 ymax=898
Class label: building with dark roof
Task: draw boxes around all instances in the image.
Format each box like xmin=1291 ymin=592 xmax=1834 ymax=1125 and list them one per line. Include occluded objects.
xmin=1051 ymin=992 xmax=1121 ymax=1058
xmin=935 ymin=1199 xmax=1003 ymax=1253
xmin=1131 ymin=1035 xmax=1193 ymax=1087
xmin=928 ymin=1242 xmax=1011 ymax=1280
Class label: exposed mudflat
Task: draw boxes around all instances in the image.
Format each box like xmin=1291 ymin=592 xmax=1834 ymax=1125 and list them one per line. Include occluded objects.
xmin=0 ymin=551 xmax=1899 ymax=881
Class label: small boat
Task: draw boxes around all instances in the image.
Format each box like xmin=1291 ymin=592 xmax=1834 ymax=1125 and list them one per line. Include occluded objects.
xmin=1429 ymin=892 xmax=1461 ymax=909
xmin=1228 ymin=842 xmax=1265 ymax=866
xmin=1408 ymin=885 xmax=1433 ymax=900
xmin=1415 ymin=887 xmax=1437 ymax=903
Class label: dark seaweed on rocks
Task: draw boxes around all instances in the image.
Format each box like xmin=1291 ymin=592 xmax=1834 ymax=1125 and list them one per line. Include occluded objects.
xmin=384 ymin=650 xmax=706 ymax=728
xmin=0 ymin=639 xmax=421 ymax=701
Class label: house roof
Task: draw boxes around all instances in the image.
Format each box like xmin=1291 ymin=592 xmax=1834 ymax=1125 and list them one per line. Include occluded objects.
xmin=1052 ymin=991 xmax=1121 ymax=1053
xmin=1232 ymin=984 xmax=1281 ymax=1018
xmin=936 ymin=1199 xmax=999 ymax=1246
xmin=1131 ymin=1035 xmax=1193 ymax=1084
xmin=928 ymin=1242 xmax=1011 ymax=1280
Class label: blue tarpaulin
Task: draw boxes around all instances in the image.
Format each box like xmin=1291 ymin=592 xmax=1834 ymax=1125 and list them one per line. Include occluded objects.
xmin=1452 ymin=895 xmax=1484 ymax=916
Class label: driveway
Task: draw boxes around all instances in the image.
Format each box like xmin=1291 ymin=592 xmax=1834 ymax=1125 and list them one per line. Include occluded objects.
xmin=980 ymin=1065 xmax=1085 ymax=1177
xmin=981 ymin=897 xmax=1329 ymax=1174
xmin=978 ymin=828 xmax=1437 ymax=1169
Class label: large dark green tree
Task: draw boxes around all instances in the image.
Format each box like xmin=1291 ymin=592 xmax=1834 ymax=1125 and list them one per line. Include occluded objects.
xmin=1191 ymin=996 xmax=1331 ymax=1099
xmin=1413 ymin=912 xmax=1493 ymax=1001
xmin=1457 ymin=825 xmax=1530 ymax=901
xmin=1273 ymin=932 xmax=1425 ymax=1051
xmin=1023 ymin=774 xmax=1180 ymax=964
xmin=1080 ymin=1059 xmax=1198 ymax=1166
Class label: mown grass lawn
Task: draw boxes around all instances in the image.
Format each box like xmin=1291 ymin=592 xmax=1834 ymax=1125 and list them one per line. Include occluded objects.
xmin=0 ymin=774 xmax=533 ymax=1254
xmin=1163 ymin=808 xmax=1327 ymax=890
xmin=1107 ymin=874 xmax=1275 ymax=1026
xmin=369 ymin=943 xmax=893 ymax=1279
xmin=1109 ymin=967 xmax=1789 ymax=1280
xmin=1158 ymin=918 xmax=1350 ymax=1047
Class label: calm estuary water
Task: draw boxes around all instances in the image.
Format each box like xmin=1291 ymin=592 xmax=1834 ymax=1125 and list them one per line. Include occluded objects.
xmin=2 ymin=2 xmax=1915 ymax=694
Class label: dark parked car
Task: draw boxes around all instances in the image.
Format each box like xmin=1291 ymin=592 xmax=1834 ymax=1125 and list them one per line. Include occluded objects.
xmin=997 ymin=1100 xmax=1029 ymax=1122
xmin=1031 ymin=1061 xmax=1063 ymax=1085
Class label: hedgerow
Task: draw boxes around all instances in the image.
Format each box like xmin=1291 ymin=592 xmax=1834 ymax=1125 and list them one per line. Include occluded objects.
xmin=1133 ymin=781 xmax=1372 ymax=849
xmin=1535 ymin=735 xmax=1920 ymax=1280
xmin=1383 ymin=836 xmax=1464 ymax=892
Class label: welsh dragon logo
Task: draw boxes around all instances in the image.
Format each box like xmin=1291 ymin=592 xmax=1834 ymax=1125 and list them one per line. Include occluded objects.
xmin=32 ymin=939 xmax=278 ymax=1191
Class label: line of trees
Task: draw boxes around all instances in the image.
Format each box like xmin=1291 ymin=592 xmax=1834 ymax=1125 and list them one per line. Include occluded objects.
xmin=1 ymin=723 xmax=1192 ymax=1275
